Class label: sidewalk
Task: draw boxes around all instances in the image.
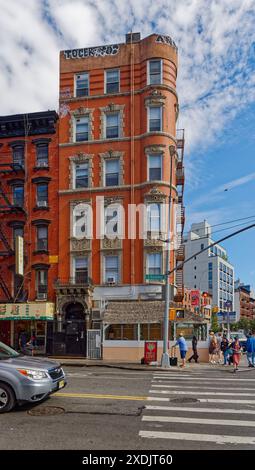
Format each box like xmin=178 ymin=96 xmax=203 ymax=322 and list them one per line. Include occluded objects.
xmin=49 ymin=356 xmax=254 ymax=373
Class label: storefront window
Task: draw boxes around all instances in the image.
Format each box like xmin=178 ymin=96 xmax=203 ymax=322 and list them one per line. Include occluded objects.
xmin=175 ymin=323 xmax=208 ymax=341
xmin=140 ymin=323 xmax=162 ymax=340
xmin=105 ymin=324 xmax=138 ymax=340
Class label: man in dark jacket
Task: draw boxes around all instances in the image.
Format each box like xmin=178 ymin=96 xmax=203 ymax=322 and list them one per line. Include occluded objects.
xmin=188 ymin=336 xmax=199 ymax=363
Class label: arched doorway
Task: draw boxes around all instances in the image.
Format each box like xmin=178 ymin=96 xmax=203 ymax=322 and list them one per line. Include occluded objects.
xmin=64 ymin=302 xmax=86 ymax=355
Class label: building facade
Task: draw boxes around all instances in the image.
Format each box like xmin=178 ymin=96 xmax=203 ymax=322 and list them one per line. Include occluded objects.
xmin=183 ymin=221 xmax=235 ymax=313
xmin=235 ymin=281 xmax=255 ymax=321
xmin=56 ymin=32 xmax=185 ymax=359
xmin=183 ymin=287 xmax=212 ymax=321
xmin=0 ymin=111 xmax=59 ymax=352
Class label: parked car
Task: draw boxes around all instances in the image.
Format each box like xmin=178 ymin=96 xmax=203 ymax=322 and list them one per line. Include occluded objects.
xmin=0 ymin=341 xmax=66 ymax=413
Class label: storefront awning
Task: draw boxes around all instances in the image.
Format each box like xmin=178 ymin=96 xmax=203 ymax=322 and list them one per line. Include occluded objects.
xmin=103 ymin=301 xmax=165 ymax=324
xmin=0 ymin=302 xmax=55 ymax=320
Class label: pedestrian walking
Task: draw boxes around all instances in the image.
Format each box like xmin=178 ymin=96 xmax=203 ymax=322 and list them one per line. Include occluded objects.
xmin=220 ymin=334 xmax=230 ymax=366
xmin=230 ymin=336 xmax=242 ymax=373
xmin=209 ymin=332 xmax=218 ymax=363
xmin=173 ymin=333 xmax=188 ymax=368
xmin=188 ymin=336 xmax=199 ymax=363
xmin=216 ymin=332 xmax=223 ymax=363
xmin=246 ymin=331 xmax=255 ymax=368
xmin=26 ymin=330 xmax=37 ymax=356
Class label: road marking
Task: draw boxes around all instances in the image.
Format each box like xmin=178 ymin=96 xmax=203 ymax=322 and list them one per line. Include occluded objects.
xmin=153 ymin=376 xmax=255 ymax=381
xmin=145 ymin=405 xmax=255 ymax=415
xmin=139 ymin=430 xmax=255 ymax=445
xmin=66 ymin=374 xmax=152 ymax=380
xmin=142 ymin=415 xmax=255 ymax=427
xmin=149 ymin=390 xmax=255 ymax=396
xmin=147 ymin=397 xmax=255 ymax=404
xmin=56 ymin=392 xmax=147 ymax=401
xmin=151 ymin=384 xmax=255 ymax=391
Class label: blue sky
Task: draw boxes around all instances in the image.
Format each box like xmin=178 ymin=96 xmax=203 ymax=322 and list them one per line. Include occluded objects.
xmin=0 ymin=0 xmax=254 ymax=287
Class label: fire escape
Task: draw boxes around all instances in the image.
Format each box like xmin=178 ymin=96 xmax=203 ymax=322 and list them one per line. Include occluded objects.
xmin=0 ymin=147 xmax=26 ymax=302
xmin=174 ymin=129 xmax=185 ymax=303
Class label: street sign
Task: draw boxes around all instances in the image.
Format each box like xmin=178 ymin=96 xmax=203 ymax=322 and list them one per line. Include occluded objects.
xmin=217 ymin=311 xmax=236 ymax=323
xmin=145 ymin=274 xmax=165 ymax=281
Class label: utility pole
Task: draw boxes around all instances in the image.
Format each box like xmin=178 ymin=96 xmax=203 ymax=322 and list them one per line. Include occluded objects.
xmin=161 ymin=145 xmax=175 ymax=368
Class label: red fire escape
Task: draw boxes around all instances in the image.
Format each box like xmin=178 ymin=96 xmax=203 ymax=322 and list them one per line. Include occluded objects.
xmin=0 ymin=147 xmax=26 ymax=302
xmin=174 ymin=129 xmax=185 ymax=303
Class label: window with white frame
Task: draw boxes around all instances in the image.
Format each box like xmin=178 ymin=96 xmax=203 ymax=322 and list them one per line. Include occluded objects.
xmin=147 ymin=252 xmax=162 ymax=275
xmin=148 ymin=106 xmax=162 ymax=132
xmin=148 ymin=59 xmax=162 ymax=85
xmin=105 ymin=159 xmax=120 ymax=186
xmin=147 ymin=203 xmax=161 ymax=232
xmin=104 ymin=255 xmax=119 ymax=283
xmin=105 ymin=69 xmax=119 ymax=94
xmin=105 ymin=206 xmax=119 ymax=236
xmin=148 ymin=154 xmax=162 ymax=181
xmin=75 ymin=73 xmax=89 ymax=97
xmin=105 ymin=113 xmax=119 ymax=138
xmin=73 ymin=203 xmax=89 ymax=238
xmin=73 ymin=257 xmax=88 ymax=284
xmin=75 ymin=116 xmax=89 ymax=142
xmin=74 ymin=162 xmax=89 ymax=188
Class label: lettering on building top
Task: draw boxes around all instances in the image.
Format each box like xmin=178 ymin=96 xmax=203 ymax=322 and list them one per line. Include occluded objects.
xmin=156 ymin=35 xmax=178 ymax=50
xmin=64 ymin=44 xmax=120 ymax=60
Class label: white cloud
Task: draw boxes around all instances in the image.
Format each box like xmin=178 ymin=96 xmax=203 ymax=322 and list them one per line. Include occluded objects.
xmin=0 ymin=0 xmax=255 ymax=155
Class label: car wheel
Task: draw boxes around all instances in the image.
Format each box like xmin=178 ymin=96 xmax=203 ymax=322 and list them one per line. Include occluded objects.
xmin=0 ymin=382 xmax=16 ymax=413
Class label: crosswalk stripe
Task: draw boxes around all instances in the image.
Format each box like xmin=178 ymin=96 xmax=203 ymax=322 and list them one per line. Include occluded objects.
xmin=142 ymin=415 xmax=255 ymax=427
xmin=139 ymin=430 xmax=255 ymax=445
xmin=149 ymin=390 xmax=255 ymax=396
xmin=147 ymin=397 xmax=255 ymax=404
xmin=151 ymin=384 xmax=255 ymax=391
xmin=145 ymin=405 xmax=255 ymax=415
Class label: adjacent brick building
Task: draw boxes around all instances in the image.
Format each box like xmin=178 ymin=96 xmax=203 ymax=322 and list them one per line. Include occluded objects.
xmin=0 ymin=111 xmax=58 ymax=352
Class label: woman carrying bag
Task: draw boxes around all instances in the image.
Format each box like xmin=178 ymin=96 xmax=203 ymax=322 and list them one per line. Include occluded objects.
xmin=230 ymin=336 xmax=242 ymax=373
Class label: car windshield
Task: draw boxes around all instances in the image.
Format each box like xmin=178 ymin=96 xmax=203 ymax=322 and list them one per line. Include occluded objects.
xmin=0 ymin=341 xmax=20 ymax=359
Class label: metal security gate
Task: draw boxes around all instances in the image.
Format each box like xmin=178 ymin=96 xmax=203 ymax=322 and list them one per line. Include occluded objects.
xmin=87 ymin=329 xmax=101 ymax=359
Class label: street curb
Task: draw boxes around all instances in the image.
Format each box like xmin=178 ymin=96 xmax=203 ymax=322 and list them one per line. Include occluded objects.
xmin=57 ymin=361 xmax=255 ymax=373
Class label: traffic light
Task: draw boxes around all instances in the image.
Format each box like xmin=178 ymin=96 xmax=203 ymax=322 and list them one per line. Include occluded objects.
xmin=176 ymin=309 xmax=185 ymax=319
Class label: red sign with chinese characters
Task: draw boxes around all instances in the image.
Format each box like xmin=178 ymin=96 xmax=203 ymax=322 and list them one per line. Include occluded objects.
xmin=144 ymin=341 xmax=157 ymax=364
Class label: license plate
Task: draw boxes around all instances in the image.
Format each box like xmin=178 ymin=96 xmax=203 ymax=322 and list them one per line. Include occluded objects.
xmin=58 ymin=380 xmax=65 ymax=389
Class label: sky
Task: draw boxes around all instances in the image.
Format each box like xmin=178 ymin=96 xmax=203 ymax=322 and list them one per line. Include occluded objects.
xmin=0 ymin=0 xmax=254 ymax=287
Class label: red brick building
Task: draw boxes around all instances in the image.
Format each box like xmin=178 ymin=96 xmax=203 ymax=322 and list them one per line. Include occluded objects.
xmin=0 ymin=111 xmax=58 ymax=352
xmin=55 ymin=33 xmax=185 ymax=359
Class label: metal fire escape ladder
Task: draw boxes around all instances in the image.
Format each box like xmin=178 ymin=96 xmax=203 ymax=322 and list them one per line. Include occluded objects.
xmin=0 ymin=272 xmax=12 ymax=301
xmin=174 ymin=129 xmax=185 ymax=303
xmin=0 ymin=225 xmax=14 ymax=256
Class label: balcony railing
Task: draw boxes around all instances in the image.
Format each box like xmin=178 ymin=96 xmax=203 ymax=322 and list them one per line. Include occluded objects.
xmin=176 ymin=167 xmax=185 ymax=186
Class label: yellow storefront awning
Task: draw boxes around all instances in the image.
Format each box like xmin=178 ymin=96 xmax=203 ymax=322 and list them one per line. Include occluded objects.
xmin=0 ymin=302 xmax=55 ymax=320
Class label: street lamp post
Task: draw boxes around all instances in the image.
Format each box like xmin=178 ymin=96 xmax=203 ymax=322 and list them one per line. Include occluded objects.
xmin=161 ymin=145 xmax=175 ymax=368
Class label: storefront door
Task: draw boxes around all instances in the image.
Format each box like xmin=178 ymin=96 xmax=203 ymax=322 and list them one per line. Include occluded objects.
xmin=65 ymin=303 xmax=86 ymax=356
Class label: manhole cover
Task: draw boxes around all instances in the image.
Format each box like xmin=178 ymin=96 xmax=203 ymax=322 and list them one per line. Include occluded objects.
xmin=28 ymin=406 xmax=65 ymax=416
xmin=170 ymin=398 xmax=199 ymax=404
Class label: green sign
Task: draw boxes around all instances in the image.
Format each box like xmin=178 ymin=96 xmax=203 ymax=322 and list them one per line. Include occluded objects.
xmin=145 ymin=274 xmax=165 ymax=281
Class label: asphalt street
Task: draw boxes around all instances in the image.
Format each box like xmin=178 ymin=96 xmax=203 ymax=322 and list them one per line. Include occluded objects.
xmin=1 ymin=365 xmax=255 ymax=450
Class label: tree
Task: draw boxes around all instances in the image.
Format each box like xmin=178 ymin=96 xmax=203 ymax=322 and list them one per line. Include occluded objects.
xmin=211 ymin=312 xmax=220 ymax=332
xmin=236 ymin=317 xmax=250 ymax=332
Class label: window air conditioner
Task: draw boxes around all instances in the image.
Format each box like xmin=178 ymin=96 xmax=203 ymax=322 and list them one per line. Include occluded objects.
xmin=107 ymin=277 xmax=116 ymax=285
xmin=37 ymin=293 xmax=47 ymax=300
xmin=37 ymin=162 xmax=48 ymax=167
xmin=37 ymin=201 xmax=48 ymax=207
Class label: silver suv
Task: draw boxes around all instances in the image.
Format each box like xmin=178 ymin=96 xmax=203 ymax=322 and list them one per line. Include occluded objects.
xmin=0 ymin=341 xmax=66 ymax=413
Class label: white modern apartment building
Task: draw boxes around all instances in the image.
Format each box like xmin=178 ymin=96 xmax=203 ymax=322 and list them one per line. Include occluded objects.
xmin=183 ymin=221 xmax=235 ymax=312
